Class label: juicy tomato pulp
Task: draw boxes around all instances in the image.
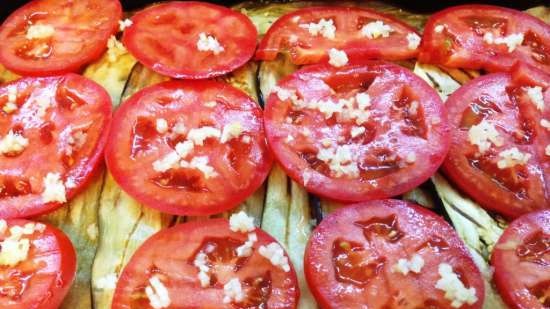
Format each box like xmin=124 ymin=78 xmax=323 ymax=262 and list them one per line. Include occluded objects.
xmin=112 ymin=219 xmax=299 ymax=309
xmin=443 ymin=63 xmax=550 ymax=219
xmin=419 ymin=5 xmax=550 ymax=73
xmin=122 ymin=1 xmax=257 ymax=79
xmin=264 ymin=61 xmax=449 ymax=202
xmin=0 ymin=219 xmax=76 ymax=309
xmin=305 ymin=200 xmax=485 ymax=309
xmin=0 ymin=74 xmax=112 ymax=218
xmin=256 ymin=6 xmax=421 ymax=65
xmin=492 ymin=210 xmax=550 ymax=309
xmin=0 ymin=0 xmax=121 ymax=76
xmin=105 ymin=80 xmax=272 ymax=216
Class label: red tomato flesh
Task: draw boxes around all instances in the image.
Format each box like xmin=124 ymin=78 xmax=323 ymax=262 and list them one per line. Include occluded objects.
xmin=263 ymin=61 xmax=449 ymax=202
xmin=491 ymin=210 xmax=550 ymax=309
xmin=305 ymin=200 xmax=485 ymax=309
xmin=419 ymin=5 xmax=550 ymax=73
xmin=443 ymin=63 xmax=550 ymax=219
xmin=112 ymin=218 xmax=299 ymax=309
xmin=257 ymin=6 xmax=421 ymax=65
xmin=122 ymin=1 xmax=258 ymax=79
xmin=105 ymin=80 xmax=272 ymax=216
xmin=0 ymin=219 xmax=76 ymax=309
xmin=0 ymin=74 xmax=112 ymax=218
xmin=0 ymin=0 xmax=121 ymax=76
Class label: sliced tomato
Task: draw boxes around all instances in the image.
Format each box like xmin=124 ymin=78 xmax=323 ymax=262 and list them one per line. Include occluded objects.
xmin=442 ymin=63 xmax=550 ymax=219
xmin=0 ymin=74 xmax=112 ymax=218
xmin=0 ymin=219 xmax=77 ymax=309
xmin=491 ymin=210 xmax=550 ymax=309
xmin=0 ymin=0 xmax=121 ymax=76
xmin=122 ymin=1 xmax=257 ymax=79
xmin=112 ymin=218 xmax=299 ymax=309
xmin=256 ymin=6 xmax=421 ymax=65
xmin=419 ymin=5 xmax=550 ymax=73
xmin=263 ymin=61 xmax=449 ymax=202
xmin=305 ymin=200 xmax=484 ymax=309
xmin=105 ymin=80 xmax=272 ymax=216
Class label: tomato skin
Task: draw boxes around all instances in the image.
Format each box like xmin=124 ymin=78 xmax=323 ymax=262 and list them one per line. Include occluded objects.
xmin=264 ymin=61 xmax=450 ymax=203
xmin=122 ymin=1 xmax=257 ymax=79
xmin=0 ymin=219 xmax=77 ymax=309
xmin=304 ymin=200 xmax=485 ymax=309
xmin=257 ymin=6 xmax=421 ymax=65
xmin=0 ymin=0 xmax=122 ymax=76
xmin=0 ymin=74 xmax=113 ymax=219
xmin=442 ymin=65 xmax=549 ymax=219
xmin=419 ymin=5 xmax=550 ymax=73
xmin=105 ymin=80 xmax=272 ymax=216
xmin=491 ymin=210 xmax=550 ymax=309
xmin=112 ymin=218 xmax=299 ymax=309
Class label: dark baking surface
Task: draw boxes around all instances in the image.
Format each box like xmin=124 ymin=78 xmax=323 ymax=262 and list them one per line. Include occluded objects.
xmin=1 ymin=0 xmax=547 ymax=21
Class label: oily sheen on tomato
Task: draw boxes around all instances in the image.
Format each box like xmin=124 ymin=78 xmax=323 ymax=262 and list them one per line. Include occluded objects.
xmin=443 ymin=63 xmax=549 ymax=219
xmin=305 ymin=200 xmax=485 ymax=309
xmin=0 ymin=74 xmax=112 ymax=218
xmin=256 ymin=6 xmax=421 ymax=65
xmin=491 ymin=210 xmax=550 ymax=309
xmin=112 ymin=218 xmax=299 ymax=309
xmin=0 ymin=219 xmax=77 ymax=309
xmin=419 ymin=5 xmax=550 ymax=73
xmin=122 ymin=1 xmax=257 ymax=79
xmin=0 ymin=0 xmax=121 ymax=76
xmin=105 ymin=80 xmax=272 ymax=216
xmin=264 ymin=61 xmax=449 ymax=202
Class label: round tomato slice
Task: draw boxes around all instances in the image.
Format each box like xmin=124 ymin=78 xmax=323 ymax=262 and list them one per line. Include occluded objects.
xmin=264 ymin=61 xmax=449 ymax=202
xmin=0 ymin=74 xmax=112 ymax=218
xmin=112 ymin=218 xmax=299 ymax=309
xmin=105 ymin=80 xmax=272 ymax=216
xmin=419 ymin=5 xmax=550 ymax=73
xmin=0 ymin=219 xmax=77 ymax=309
xmin=491 ymin=210 xmax=549 ymax=309
xmin=0 ymin=0 xmax=121 ymax=76
xmin=122 ymin=1 xmax=257 ymax=79
xmin=305 ymin=200 xmax=485 ymax=309
xmin=443 ymin=63 xmax=550 ymax=219
xmin=256 ymin=6 xmax=421 ymax=65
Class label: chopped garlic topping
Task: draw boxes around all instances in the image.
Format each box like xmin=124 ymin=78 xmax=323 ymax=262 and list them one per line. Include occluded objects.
xmin=483 ymin=32 xmax=524 ymax=53
xmin=0 ymin=238 xmax=30 ymax=267
xmin=3 ymin=86 xmax=18 ymax=114
xmin=405 ymin=153 xmax=416 ymax=164
xmin=106 ymin=35 xmax=127 ymax=62
xmin=406 ymin=32 xmax=421 ymax=50
xmin=172 ymin=121 xmax=186 ymax=135
xmin=328 ymin=48 xmax=348 ymax=67
xmin=175 ymin=141 xmax=194 ymax=158
xmin=299 ymin=18 xmax=336 ymax=39
xmin=152 ymin=151 xmax=180 ymax=173
xmin=317 ymin=144 xmax=359 ymax=178
xmin=3 ymin=102 xmax=17 ymax=114
xmin=204 ymin=101 xmax=216 ymax=108
xmin=197 ymin=33 xmax=224 ymax=55
xmin=145 ymin=275 xmax=171 ymax=309
xmin=181 ymin=156 xmax=218 ymax=179
xmin=285 ymin=135 xmax=294 ymax=143
xmin=42 ymin=173 xmax=67 ymax=203
xmin=118 ymin=18 xmax=133 ymax=31
xmin=434 ymin=24 xmax=445 ymax=33
xmin=220 ymin=122 xmax=243 ymax=143
xmin=350 ymin=126 xmax=365 ymax=138
xmin=259 ymin=242 xmax=290 ymax=272
xmin=468 ymin=119 xmax=503 ymax=153
xmin=0 ymin=130 xmax=29 ymax=155
xmin=96 ymin=273 xmax=118 ymax=290
xmin=392 ymin=254 xmax=424 ymax=275
xmin=546 ymin=145 xmax=550 ymax=157
xmin=541 ymin=119 xmax=550 ymax=130
xmin=223 ymin=278 xmax=244 ymax=304
xmin=356 ymin=92 xmax=371 ymax=109
xmin=26 ymin=24 xmax=55 ymax=40
xmin=156 ymin=118 xmax=168 ymax=134
xmin=187 ymin=126 xmax=221 ymax=146
xmin=497 ymin=147 xmax=531 ymax=169
xmin=525 ymin=86 xmax=544 ymax=111
xmin=194 ymin=252 xmax=210 ymax=287
xmin=361 ymin=21 xmax=393 ymax=39
xmin=435 ymin=263 xmax=478 ymax=308
xmin=229 ymin=211 xmax=255 ymax=233
xmin=236 ymin=232 xmax=257 ymax=257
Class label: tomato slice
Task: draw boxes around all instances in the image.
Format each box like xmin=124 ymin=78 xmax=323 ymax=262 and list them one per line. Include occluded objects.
xmin=305 ymin=200 xmax=485 ymax=309
xmin=112 ymin=218 xmax=299 ymax=309
xmin=256 ymin=6 xmax=421 ymax=65
xmin=491 ymin=210 xmax=550 ymax=309
xmin=263 ymin=61 xmax=449 ymax=202
xmin=105 ymin=80 xmax=272 ymax=216
xmin=0 ymin=219 xmax=76 ymax=309
xmin=0 ymin=74 xmax=112 ymax=218
xmin=121 ymin=1 xmax=257 ymax=79
xmin=0 ymin=0 xmax=121 ymax=76
xmin=419 ymin=5 xmax=550 ymax=73
xmin=442 ymin=63 xmax=550 ymax=219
